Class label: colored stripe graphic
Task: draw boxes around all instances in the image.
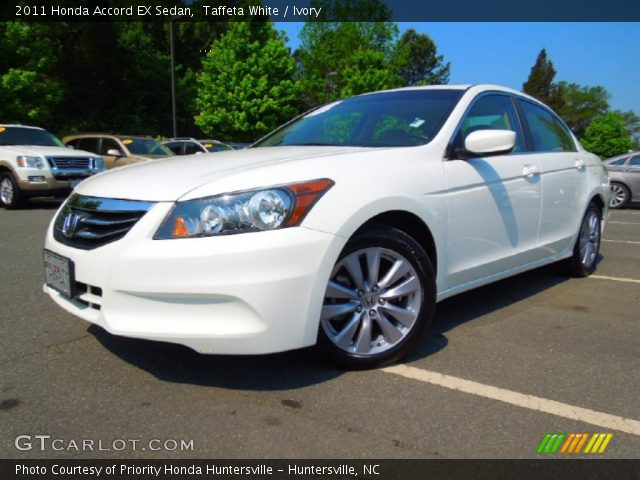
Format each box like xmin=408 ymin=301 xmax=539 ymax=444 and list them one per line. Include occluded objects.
xmin=540 ymin=433 xmax=613 ymax=454
xmin=537 ymin=433 xmax=566 ymax=454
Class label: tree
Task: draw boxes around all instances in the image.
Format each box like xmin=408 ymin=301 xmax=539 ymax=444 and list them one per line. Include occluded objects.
xmin=0 ymin=22 xmax=64 ymax=127
xmin=195 ymin=22 xmax=299 ymax=142
xmin=392 ymin=29 xmax=449 ymax=86
xmin=523 ymin=48 xmax=564 ymax=112
xmin=557 ymin=82 xmax=609 ymax=137
xmin=614 ymin=109 xmax=640 ymax=147
xmin=297 ymin=22 xmax=400 ymax=108
xmin=581 ymin=112 xmax=634 ymax=158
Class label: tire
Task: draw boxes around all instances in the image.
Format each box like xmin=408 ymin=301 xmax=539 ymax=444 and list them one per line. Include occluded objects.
xmin=561 ymin=202 xmax=602 ymax=277
xmin=609 ymin=182 xmax=630 ymax=209
xmin=317 ymin=225 xmax=436 ymax=369
xmin=0 ymin=172 xmax=24 ymax=209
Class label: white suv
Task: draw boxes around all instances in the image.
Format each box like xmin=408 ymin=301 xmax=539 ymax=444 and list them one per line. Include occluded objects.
xmin=43 ymin=85 xmax=609 ymax=368
xmin=0 ymin=125 xmax=105 ymax=208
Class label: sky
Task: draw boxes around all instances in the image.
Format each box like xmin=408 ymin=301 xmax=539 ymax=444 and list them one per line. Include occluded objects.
xmin=274 ymin=22 xmax=640 ymax=114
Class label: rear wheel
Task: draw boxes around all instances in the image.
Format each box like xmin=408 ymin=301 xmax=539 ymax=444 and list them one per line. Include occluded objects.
xmin=317 ymin=226 xmax=436 ymax=369
xmin=0 ymin=172 xmax=23 ymax=209
xmin=561 ymin=202 xmax=602 ymax=277
xmin=609 ymin=182 xmax=630 ymax=209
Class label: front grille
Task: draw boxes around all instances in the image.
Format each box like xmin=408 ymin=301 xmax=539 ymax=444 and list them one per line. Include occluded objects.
xmin=53 ymin=194 xmax=155 ymax=250
xmin=47 ymin=157 xmax=92 ymax=170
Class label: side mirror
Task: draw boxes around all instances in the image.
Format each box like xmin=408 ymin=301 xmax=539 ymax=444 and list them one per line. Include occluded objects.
xmin=66 ymin=144 xmax=75 ymax=149
xmin=464 ymin=129 xmax=516 ymax=156
xmin=195 ymin=151 xmax=203 ymax=155
xmin=106 ymin=149 xmax=123 ymax=157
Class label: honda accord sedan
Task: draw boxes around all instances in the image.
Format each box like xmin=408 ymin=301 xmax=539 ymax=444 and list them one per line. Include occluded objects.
xmin=43 ymin=85 xmax=609 ymax=368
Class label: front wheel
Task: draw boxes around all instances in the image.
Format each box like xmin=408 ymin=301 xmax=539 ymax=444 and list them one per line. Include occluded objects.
xmin=0 ymin=172 xmax=23 ymax=209
xmin=561 ymin=202 xmax=602 ymax=277
xmin=317 ymin=226 xmax=436 ymax=369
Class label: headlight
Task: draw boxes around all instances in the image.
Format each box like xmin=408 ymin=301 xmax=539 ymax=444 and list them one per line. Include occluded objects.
xmin=92 ymin=156 xmax=105 ymax=171
xmin=154 ymin=178 xmax=334 ymax=239
xmin=16 ymin=155 xmax=44 ymax=169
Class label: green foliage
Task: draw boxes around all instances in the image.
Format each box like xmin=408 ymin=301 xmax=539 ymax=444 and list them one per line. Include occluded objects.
xmin=581 ymin=112 xmax=634 ymax=158
xmin=523 ymin=48 xmax=564 ymax=112
xmin=614 ymin=109 xmax=640 ymax=147
xmin=557 ymin=82 xmax=609 ymax=137
xmin=297 ymin=17 xmax=400 ymax=108
xmin=0 ymin=22 xmax=64 ymax=126
xmin=195 ymin=22 xmax=299 ymax=142
xmin=392 ymin=29 xmax=450 ymax=86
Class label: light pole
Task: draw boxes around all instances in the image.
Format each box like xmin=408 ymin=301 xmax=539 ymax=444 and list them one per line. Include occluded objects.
xmin=169 ymin=18 xmax=178 ymax=138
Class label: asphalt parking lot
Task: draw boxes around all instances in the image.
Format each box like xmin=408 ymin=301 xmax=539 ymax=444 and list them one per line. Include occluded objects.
xmin=1 ymin=201 xmax=639 ymax=459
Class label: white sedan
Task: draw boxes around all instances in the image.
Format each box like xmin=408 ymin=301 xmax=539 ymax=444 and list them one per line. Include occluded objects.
xmin=43 ymin=85 xmax=609 ymax=368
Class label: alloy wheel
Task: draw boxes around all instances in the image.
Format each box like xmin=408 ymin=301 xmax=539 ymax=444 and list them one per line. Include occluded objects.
xmin=0 ymin=177 xmax=14 ymax=205
xmin=321 ymin=247 xmax=422 ymax=356
xmin=579 ymin=210 xmax=600 ymax=268
xmin=609 ymin=184 xmax=628 ymax=208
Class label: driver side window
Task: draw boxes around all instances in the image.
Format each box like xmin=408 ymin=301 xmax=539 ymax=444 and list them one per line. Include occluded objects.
xmin=455 ymin=94 xmax=524 ymax=153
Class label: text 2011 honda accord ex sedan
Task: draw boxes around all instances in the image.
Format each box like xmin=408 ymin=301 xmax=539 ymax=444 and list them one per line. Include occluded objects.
xmin=43 ymin=85 xmax=609 ymax=368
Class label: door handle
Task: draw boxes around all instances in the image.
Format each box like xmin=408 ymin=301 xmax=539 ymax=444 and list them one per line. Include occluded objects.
xmin=523 ymin=164 xmax=540 ymax=178
xmin=575 ymin=158 xmax=586 ymax=169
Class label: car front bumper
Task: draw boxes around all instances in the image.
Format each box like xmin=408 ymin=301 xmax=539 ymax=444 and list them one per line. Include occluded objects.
xmin=44 ymin=202 xmax=345 ymax=354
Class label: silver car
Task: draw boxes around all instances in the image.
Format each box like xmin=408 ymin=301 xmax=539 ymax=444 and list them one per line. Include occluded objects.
xmin=604 ymin=152 xmax=640 ymax=208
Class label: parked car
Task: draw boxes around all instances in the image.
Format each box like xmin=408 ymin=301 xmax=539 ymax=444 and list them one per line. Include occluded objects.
xmin=162 ymin=138 xmax=234 ymax=156
xmin=603 ymin=152 xmax=640 ymax=208
xmin=43 ymin=85 xmax=609 ymax=368
xmin=63 ymin=134 xmax=173 ymax=169
xmin=0 ymin=124 xmax=104 ymax=208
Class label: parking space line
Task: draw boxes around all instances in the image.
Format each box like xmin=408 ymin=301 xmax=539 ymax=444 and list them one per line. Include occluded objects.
xmin=382 ymin=364 xmax=640 ymax=436
xmin=608 ymin=221 xmax=640 ymax=225
xmin=589 ymin=275 xmax=640 ymax=284
xmin=602 ymin=239 xmax=640 ymax=245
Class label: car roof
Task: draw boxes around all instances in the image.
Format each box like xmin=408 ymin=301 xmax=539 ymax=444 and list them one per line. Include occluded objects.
xmin=65 ymin=133 xmax=155 ymax=140
xmin=359 ymin=84 xmax=543 ymax=106
xmin=0 ymin=124 xmax=45 ymax=130
xmin=605 ymin=152 xmax=638 ymax=162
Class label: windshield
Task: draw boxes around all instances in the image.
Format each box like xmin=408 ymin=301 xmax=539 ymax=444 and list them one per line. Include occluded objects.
xmin=0 ymin=126 xmax=65 ymax=147
xmin=257 ymin=90 xmax=464 ymax=148
xmin=202 ymin=141 xmax=233 ymax=153
xmin=121 ymin=138 xmax=173 ymax=156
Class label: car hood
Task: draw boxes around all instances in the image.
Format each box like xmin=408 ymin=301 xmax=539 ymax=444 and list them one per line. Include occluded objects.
xmin=76 ymin=146 xmax=372 ymax=201
xmin=0 ymin=145 xmax=97 ymax=158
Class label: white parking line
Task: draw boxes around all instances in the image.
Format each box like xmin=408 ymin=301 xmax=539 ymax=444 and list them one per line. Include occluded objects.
xmin=608 ymin=221 xmax=640 ymax=225
xmin=383 ymin=365 xmax=640 ymax=436
xmin=602 ymin=239 xmax=640 ymax=245
xmin=589 ymin=275 xmax=640 ymax=284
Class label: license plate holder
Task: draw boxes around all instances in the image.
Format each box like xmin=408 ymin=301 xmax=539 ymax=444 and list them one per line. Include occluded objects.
xmin=43 ymin=249 xmax=76 ymax=298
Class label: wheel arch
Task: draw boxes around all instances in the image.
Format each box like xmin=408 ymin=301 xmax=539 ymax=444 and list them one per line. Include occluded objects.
xmin=353 ymin=210 xmax=438 ymax=273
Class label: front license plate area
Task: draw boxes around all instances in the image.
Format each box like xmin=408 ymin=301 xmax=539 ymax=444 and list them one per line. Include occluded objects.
xmin=43 ymin=250 xmax=75 ymax=298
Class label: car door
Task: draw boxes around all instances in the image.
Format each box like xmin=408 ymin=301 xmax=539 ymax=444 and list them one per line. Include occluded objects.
xmin=516 ymin=99 xmax=588 ymax=254
xmin=622 ymin=154 xmax=640 ymax=202
xmin=443 ymin=93 xmax=543 ymax=288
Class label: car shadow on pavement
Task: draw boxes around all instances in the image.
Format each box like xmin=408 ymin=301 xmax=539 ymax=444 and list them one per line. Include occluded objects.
xmin=403 ymin=267 xmax=572 ymax=363
xmin=21 ymin=198 xmax=64 ymax=210
xmin=89 ymin=264 xmax=587 ymax=389
xmin=89 ymin=325 xmax=348 ymax=391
